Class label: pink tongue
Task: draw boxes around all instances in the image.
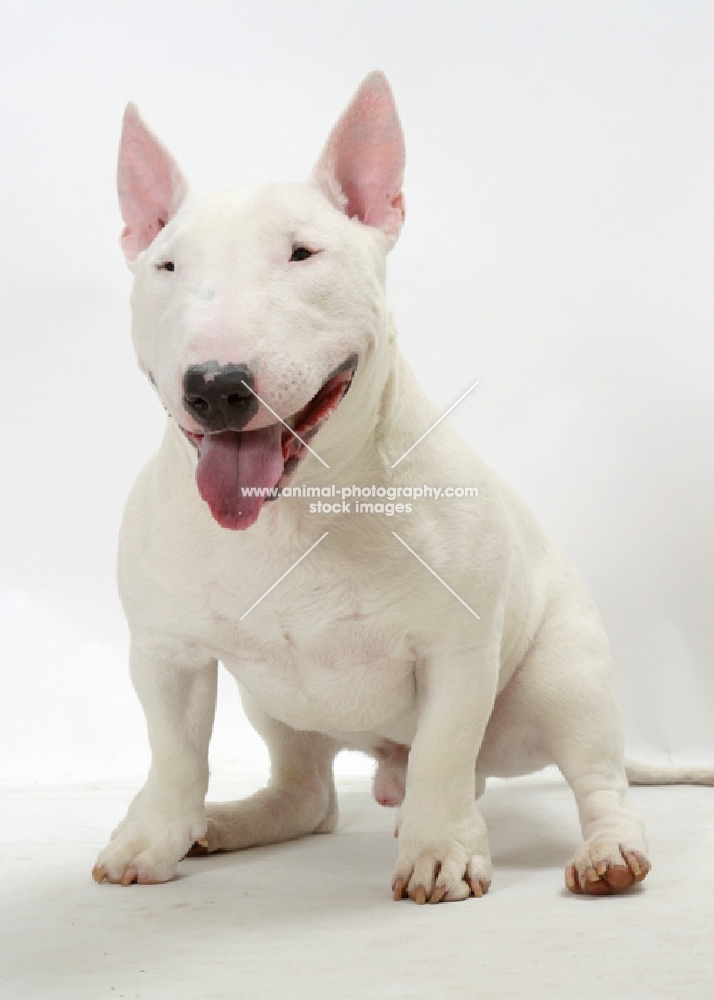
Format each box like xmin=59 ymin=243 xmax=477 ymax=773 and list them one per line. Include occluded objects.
xmin=195 ymin=424 xmax=284 ymax=530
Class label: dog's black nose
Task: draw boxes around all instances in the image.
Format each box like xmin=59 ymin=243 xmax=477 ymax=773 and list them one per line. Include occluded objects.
xmin=182 ymin=362 xmax=259 ymax=432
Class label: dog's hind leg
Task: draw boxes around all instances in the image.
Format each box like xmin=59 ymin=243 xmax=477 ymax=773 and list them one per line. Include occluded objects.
xmin=191 ymin=691 xmax=340 ymax=855
xmin=503 ymin=588 xmax=651 ymax=896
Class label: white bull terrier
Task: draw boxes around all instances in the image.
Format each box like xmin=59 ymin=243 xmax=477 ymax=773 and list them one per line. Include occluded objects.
xmin=93 ymin=72 xmax=711 ymax=902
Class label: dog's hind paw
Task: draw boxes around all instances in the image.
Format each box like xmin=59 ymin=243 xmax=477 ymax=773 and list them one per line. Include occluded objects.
xmin=186 ymin=837 xmax=210 ymax=856
xmin=565 ymin=842 xmax=651 ymax=895
xmin=185 ymin=782 xmax=338 ymax=855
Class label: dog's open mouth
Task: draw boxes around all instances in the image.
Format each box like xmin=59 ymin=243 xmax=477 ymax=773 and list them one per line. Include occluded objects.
xmin=183 ymin=355 xmax=357 ymax=530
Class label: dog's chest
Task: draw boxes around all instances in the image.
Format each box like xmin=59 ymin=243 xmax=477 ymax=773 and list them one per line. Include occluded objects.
xmin=202 ymin=562 xmax=417 ymax=734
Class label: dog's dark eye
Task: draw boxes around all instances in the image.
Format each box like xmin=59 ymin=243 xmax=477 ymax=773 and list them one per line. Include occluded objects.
xmin=290 ymin=245 xmax=314 ymax=262
xmin=156 ymin=260 xmax=175 ymax=272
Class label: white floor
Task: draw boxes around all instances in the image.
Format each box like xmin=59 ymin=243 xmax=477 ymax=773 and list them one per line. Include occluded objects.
xmin=2 ymin=770 xmax=712 ymax=1000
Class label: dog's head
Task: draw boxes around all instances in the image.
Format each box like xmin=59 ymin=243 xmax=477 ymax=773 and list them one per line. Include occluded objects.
xmin=118 ymin=72 xmax=405 ymax=530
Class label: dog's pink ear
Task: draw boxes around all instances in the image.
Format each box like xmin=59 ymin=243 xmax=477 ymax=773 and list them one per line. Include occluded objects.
xmin=312 ymin=71 xmax=405 ymax=245
xmin=117 ymin=104 xmax=188 ymax=264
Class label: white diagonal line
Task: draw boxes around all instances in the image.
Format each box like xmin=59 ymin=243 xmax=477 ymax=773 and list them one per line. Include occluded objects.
xmin=241 ymin=381 xmax=330 ymax=469
xmin=239 ymin=531 xmax=329 ymax=620
xmin=391 ymin=532 xmax=480 ymax=619
xmin=391 ymin=380 xmax=480 ymax=469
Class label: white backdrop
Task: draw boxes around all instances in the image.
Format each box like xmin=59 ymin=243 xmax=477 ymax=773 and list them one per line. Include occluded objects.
xmin=1 ymin=0 xmax=711 ymax=786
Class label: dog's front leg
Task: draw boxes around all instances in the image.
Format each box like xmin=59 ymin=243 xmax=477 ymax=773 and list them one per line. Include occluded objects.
xmin=392 ymin=641 xmax=499 ymax=904
xmin=92 ymin=641 xmax=217 ymax=886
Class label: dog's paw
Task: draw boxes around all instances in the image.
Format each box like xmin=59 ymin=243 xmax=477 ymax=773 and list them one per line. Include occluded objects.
xmin=565 ymin=839 xmax=651 ymax=896
xmin=186 ymin=784 xmax=338 ymax=856
xmin=185 ymin=808 xmax=234 ymax=855
xmin=92 ymin=812 xmax=206 ymax=886
xmin=391 ymin=813 xmax=492 ymax=904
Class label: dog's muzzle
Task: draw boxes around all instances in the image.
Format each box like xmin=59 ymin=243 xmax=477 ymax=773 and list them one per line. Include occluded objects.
xmin=179 ymin=354 xmax=358 ymax=531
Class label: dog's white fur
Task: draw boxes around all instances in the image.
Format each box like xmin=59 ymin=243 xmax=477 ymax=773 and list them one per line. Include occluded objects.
xmin=93 ymin=72 xmax=709 ymax=901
